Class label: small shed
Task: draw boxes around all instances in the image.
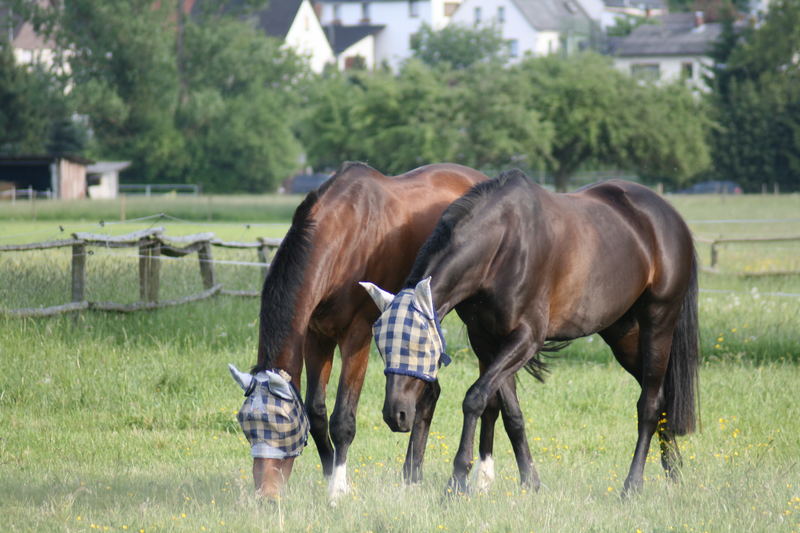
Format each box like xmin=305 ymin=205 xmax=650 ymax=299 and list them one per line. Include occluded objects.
xmin=0 ymin=155 xmax=93 ymax=200
xmin=87 ymin=161 xmax=131 ymax=199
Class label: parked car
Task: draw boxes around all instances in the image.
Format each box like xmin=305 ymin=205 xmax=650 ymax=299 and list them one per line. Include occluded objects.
xmin=677 ymin=180 xmax=742 ymax=194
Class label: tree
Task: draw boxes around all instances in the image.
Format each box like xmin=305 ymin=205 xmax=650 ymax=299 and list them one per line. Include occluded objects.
xmin=0 ymin=43 xmax=82 ymax=155
xmin=410 ymin=23 xmax=508 ymax=69
xmin=513 ymin=53 xmax=710 ymax=191
xmin=706 ymin=0 xmax=800 ymax=191
xmin=10 ymin=0 xmax=310 ymax=192
xmin=177 ymin=17 xmax=307 ymax=192
xmin=451 ymin=62 xmax=552 ymax=173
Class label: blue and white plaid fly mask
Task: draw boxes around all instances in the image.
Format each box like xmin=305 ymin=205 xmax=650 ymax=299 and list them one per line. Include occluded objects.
xmin=360 ymin=277 xmax=451 ymax=382
xmin=228 ymin=364 xmax=309 ymax=459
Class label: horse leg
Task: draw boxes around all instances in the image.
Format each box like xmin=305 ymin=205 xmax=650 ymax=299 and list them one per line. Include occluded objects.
xmin=449 ymin=325 xmax=537 ymax=495
xmin=497 ymin=377 xmax=539 ymax=491
xmin=622 ymin=306 xmax=677 ymax=494
xmin=328 ymin=325 xmax=371 ymax=502
xmin=403 ymin=379 xmax=441 ymax=484
xmin=657 ymin=425 xmax=683 ymax=481
xmin=474 ymin=380 xmax=500 ymax=493
xmin=303 ymin=332 xmax=336 ymax=478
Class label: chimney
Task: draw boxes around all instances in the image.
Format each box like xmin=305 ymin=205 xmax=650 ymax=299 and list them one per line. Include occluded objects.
xmin=694 ymin=11 xmax=704 ymax=27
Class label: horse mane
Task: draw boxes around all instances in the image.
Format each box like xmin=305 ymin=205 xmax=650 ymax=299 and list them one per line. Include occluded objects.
xmin=404 ymin=169 xmax=568 ymax=380
xmin=404 ymin=169 xmax=524 ymax=287
xmin=251 ymin=164 xmax=362 ymax=374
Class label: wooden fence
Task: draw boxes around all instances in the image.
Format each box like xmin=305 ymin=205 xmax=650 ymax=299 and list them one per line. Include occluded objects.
xmin=695 ymin=234 xmax=800 ymax=275
xmin=0 ymin=227 xmax=281 ymax=318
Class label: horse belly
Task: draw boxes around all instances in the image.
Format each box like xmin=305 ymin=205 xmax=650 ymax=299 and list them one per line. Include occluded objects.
xmin=546 ymin=263 xmax=648 ymax=340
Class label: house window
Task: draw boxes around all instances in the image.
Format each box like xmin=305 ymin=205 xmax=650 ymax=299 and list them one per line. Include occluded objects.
xmin=474 ymin=6 xmax=482 ymax=24
xmin=409 ymin=0 xmax=419 ymax=17
xmin=508 ymin=39 xmax=519 ymax=58
xmin=345 ymin=55 xmax=366 ymax=70
xmin=361 ymin=2 xmax=370 ymax=22
xmin=497 ymin=6 xmax=505 ymax=22
xmin=333 ymin=4 xmax=341 ymax=24
xmin=631 ymin=63 xmax=661 ymax=81
xmin=681 ymin=62 xmax=694 ymax=80
xmin=444 ymin=2 xmax=458 ymax=16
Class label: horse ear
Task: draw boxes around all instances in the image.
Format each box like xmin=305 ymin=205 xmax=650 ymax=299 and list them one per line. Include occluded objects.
xmin=228 ymin=364 xmax=253 ymax=392
xmin=359 ymin=282 xmax=395 ymax=311
xmin=413 ymin=277 xmax=435 ymax=319
xmin=265 ymin=371 xmax=294 ymax=401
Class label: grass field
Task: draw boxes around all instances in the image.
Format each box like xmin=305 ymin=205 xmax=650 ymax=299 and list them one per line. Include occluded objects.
xmin=1 ymin=192 xmax=799 ymax=532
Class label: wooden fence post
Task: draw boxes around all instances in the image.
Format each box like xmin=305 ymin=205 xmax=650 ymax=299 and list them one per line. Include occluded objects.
xmin=710 ymin=241 xmax=718 ymax=270
xmin=139 ymin=240 xmax=161 ymax=302
xmin=71 ymin=243 xmax=86 ymax=302
xmin=198 ymin=241 xmax=216 ymax=290
xmin=257 ymin=238 xmax=270 ymax=283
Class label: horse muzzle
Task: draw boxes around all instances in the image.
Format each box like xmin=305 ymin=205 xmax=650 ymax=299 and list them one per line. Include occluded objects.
xmin=383 ymin=401 xmax=414 ymax=432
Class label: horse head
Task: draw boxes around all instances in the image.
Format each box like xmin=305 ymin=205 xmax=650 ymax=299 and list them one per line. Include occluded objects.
xmin=228 ymin=364 xmax=309 ymax=499
xmin=360 ymin=278 xmax=451 ymax=433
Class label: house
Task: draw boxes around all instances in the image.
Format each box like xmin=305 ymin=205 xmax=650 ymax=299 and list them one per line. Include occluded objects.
xmin=448 ymin=0 xmax=599 ymax=60
xmin=323 ymin=23 xmax=385 ymax=70
xmin=613 ymin=12 xmax=722 ymax=89
xmin=0 ymin=2 xmax=58 ymax=69
xmin=191 ymin=0 xmax=335 ymax=73
xmin=315 ymin=0 xmax=465 ymax=70
xmin=87 ymin=161 xmax=131 ymax=199
xmin=0 ymin=155 xmax=93 ymax=200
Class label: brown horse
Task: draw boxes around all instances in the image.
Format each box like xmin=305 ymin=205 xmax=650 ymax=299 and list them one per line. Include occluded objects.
xmin=366 ymin=170 xmax=699 ymax=495
xmin=241 ymin=162 xmax=519 ymax=500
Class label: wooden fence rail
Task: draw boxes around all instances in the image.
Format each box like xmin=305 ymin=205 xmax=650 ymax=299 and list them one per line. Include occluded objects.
xmin=694 ymin=234 xmax=800 ymax=275
xmin=0 ymin=228 xmax=282 ymax=318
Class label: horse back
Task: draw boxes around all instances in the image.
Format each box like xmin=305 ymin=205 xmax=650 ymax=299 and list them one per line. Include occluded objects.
xmin=307 ymin=163 xmax=487 ymax=337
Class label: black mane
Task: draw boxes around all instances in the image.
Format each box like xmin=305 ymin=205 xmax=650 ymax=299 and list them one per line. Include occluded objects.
xmin=251 ymin=165 xmax=356 ymax=373
xmin=404 ymin=169 xmax=525 ymax=288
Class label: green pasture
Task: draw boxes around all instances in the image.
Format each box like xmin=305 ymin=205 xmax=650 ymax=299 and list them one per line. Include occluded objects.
xmin=1 ymin=192 xmax=799 ymax=532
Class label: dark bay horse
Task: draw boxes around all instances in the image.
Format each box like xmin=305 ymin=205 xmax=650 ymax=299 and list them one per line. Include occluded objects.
xmin=244 ymin=162 xmax=526 ymax=500
xmin=367 ymin=169 xmax=699 ymax=495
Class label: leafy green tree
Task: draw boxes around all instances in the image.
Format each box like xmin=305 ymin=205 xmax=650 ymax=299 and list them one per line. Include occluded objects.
xmin=513 ymin=53 xmax=710 ymax=191
xmin=706 ymin=0 xmax=800 ymax=191
xmin=451 ymin=62 xmax=552 ymax=173
xmin=410 ymin=23 xmax=508 ymax=69
xmin=177 ymin=18 xmax=306 ymax=192
xmin=0 ymin=43 xmax=81 ymax=155
xmin=29 ymin=0 xmax=185 ymax=181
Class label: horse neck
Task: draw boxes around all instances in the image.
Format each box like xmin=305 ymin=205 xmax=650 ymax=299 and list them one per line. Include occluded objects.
xmin=424 ymin=244 xmax=494 ymax=318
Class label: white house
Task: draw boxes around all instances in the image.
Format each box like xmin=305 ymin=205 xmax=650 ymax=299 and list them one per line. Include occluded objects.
xmin=449 ymin=0 xmax=597 ymax=60
xmin=324 ymin=23 xmax=385 ymax=70
xmin=613 ymin=12 xmax=722 ymax=90
xmin=249 ymin=0 xmax=335 ymax=73
xmin=315 ymin=0 xmax=465 ymax=70
xmin=1 ymin=3 xmax=59 ymax=69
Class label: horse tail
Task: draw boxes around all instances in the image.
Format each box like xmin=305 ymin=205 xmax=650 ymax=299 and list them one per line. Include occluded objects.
xmin=664 ymin=250 xmax=700 ymax=436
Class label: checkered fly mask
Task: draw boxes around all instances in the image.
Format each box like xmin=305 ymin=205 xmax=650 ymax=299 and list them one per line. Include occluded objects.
xmin=236 ymin=370 xmax=309 ymax=459
xmin=372 ymin=289 xmax=451 ymax=382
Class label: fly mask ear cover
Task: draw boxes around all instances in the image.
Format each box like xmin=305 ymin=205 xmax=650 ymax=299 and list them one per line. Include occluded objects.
xmin=371 ymin=279 xmax=451 ymax=382
xmin=231 ymin=366 xmax=310 ymax=459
